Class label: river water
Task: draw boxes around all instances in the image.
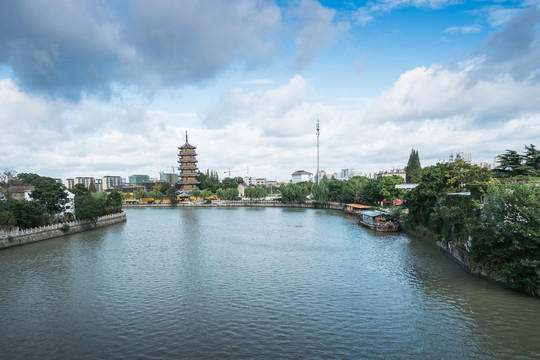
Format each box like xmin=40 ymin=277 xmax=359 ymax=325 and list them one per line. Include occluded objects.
xmin=0 ymin=207 xmax=539 ymax=359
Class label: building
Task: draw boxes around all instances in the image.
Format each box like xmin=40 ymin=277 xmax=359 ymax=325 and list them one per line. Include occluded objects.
xmin=94 ymin=178 xmax=103 ymax=192
xmin=65 ymin=178 xmax=75 ymax=189
xmin=177 ymin=131 xmax=200 ymax=197
xmin=142 ymin=180 xmax=168 ymax=192
xmin=340 ymin=169 xmax=356 ymax=179
xmin=129 ymin=174 xmax=150 ymax=186
xmin=379 ymin=169 xmax=406 ymax=181
xmin=160 ymin=172 xmax=178 ymax=185
xmin=75 ymin=177 xmax=95 ymax=188
xmin=238 ymin=183 xmax=247 ymax=197
xmin=291 ymin=170 xmax=313 ymax=184
xmin=102 ymin=176 xmax=123 ymax=190
xmin=255 ymin=178 xmax=267 ymax=186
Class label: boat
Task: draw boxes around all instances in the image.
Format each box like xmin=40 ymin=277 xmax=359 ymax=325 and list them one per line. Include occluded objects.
xmin=357 ymin=210 xmax=399 ymax=232
xmin=345 ymin=203 xmax=371 ymax=215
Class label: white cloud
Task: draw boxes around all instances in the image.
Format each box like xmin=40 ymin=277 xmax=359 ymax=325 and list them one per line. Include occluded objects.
xmin=287 ymin=0 xmax=349 ymax=70
xmin=354 ymin=0 xmax=460 ymax=25
xmin=444 ymin=24 xmax=482 ymax=34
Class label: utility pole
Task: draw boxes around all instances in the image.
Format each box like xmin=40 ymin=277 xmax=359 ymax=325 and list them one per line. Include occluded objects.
xmin=316 ymin=118 xmax=320 ymax=184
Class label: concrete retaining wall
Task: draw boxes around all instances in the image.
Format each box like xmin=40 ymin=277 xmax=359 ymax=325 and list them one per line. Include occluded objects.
xmin=0 ymin=212 xmax=127 ymax=250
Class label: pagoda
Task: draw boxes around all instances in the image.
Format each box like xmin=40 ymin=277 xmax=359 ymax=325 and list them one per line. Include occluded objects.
xmin=177 ymin=131 xmax=200 ymax=199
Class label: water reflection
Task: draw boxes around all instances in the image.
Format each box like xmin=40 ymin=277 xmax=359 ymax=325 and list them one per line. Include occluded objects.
xmin=0 ymin=207 xmax=538 ymax=359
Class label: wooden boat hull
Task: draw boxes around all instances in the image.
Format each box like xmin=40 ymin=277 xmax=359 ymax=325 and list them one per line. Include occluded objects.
xmin=358 ymin=219 xmax=399 ymax=232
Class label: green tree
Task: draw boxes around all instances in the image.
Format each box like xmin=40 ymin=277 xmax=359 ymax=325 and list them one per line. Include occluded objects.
xmin=495 ymin=149 xmax=528 ymax=178
xmin=216 ymin=188 xmax=225 ymax=199
xmin=201 ymin=189 xmax=213 ymax=199
xmin=221 ymin=177 xmax=239 ymax=190
xmin=326 ymin=179 xmax=344 ymax=202
xmin=0 ymin=210 xmax=17 ymax=231
xmin=30 ymin=177 xmax=69 ymax=215
xmin=280 ymin=184 xmax=309 ymax=203
xmin=88 ymin=181 xmax=97 ymax=192
xmin=405 ymin=149 xmax=422 ymax=183
xmin=524 ymin=144 xmax=540 ymax=176
xmin=0 ymin=200 xmax=46 ymax=229
xmin=225 ymin=187 xmax=238 ymax=199
xmin=376 ymin=175 xmax=406 ymax=202
xmin=192 ymin=188 xmax=202 ymax=198
xmin=160 ymin=182 xmax=171 ymax=195
xmin=106 ymin=190 xmax=123 ymax=213
xmin=312 ymin=182 xmax=329 ymax=203
xmin=74 ymin=194 xmax=105 ymax=223
xmin=71 ymin=183 xmax=90 ymax=196
xmin=134 ymin=189 xmax=147 ymax=200
xmin=472 ymin=183 xmax=540 ymax=295
xmin=16 ymin=173 xmax=43 ymax=185
xmin=166 ymin=187 xmax=178 ymax=205
xmin=405 ymin=159 xmax=494 ymax=238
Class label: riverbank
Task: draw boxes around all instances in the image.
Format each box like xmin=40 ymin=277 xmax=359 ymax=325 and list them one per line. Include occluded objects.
xmin=123 ymin=200 xmax=346 ymax=210
xmin=403 ymin=225 xmax=539 ymax=296
xmin=0 ymin=212 xmax=127 ymax=250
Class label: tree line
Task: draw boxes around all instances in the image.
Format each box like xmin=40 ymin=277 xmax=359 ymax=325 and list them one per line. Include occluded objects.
xmin=0 ymin=171 xmax=122 ymax=231
xmin=402 ymin=145 xmax=539 ymax=295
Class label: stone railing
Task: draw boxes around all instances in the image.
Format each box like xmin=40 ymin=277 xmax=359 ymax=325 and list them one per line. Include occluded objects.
xmin=0 ymin=212 xmax=126 ymax=239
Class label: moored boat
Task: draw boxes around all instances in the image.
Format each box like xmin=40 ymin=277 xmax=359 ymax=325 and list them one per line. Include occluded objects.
xmin=357 ymin=210 xmax=399 ymax=232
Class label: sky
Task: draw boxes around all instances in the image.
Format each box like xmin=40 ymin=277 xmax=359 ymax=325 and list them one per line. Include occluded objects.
xmin=2 ymin=0 xmax=540 ymax=182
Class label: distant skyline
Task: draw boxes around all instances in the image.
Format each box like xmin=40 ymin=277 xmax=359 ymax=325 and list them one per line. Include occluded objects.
xmin=2 ymin=0 xmax=540 ymax=182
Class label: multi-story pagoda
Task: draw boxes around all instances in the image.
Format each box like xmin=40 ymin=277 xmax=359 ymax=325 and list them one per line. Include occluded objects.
xmin=177 ymin=131 xmax=200 ymax=199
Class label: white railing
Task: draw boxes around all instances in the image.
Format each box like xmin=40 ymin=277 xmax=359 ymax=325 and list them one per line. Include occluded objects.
xmin=0 ymin=212 xmax=125 ymax=239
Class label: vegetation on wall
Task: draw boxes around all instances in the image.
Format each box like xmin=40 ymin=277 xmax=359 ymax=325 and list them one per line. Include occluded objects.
xmin=471 ymin=183 xmax=540 ymax=295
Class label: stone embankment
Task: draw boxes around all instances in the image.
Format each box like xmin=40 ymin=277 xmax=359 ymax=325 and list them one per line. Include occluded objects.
xmin=0 ymin=212 xmax=127 ymax=250
xmin=123 ymin=200 xmax=346 ymax=210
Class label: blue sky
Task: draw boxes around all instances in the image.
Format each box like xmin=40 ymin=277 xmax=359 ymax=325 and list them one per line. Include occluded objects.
xmin=2 ymin=0 xmax=540 ymax=181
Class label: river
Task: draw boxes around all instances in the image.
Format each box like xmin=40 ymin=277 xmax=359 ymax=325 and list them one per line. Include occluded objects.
xmin=0 ymin=207 xmax=539 ymax=359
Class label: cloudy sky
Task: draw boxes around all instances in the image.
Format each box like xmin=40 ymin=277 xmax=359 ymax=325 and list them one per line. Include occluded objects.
xmin=2 ymin=0 xmax=540 ymax=182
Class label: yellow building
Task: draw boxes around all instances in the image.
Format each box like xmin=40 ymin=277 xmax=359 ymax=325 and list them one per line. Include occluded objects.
xmin=177 ymin=131 xmax=200 ymax=199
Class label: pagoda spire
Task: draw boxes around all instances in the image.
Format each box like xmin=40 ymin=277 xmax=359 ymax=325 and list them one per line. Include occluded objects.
xmin=185 ymin=130 xmax=188 ymax=144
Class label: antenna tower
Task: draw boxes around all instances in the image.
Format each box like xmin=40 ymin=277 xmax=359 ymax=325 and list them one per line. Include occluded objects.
xmin=316 ymin=118 xmax=320 ymax=184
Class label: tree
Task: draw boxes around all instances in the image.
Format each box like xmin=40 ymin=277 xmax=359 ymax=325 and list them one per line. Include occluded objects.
xmin=0 ymin=210 xmax=17 ymax=231
xmin=376 ymin=175 xmax=406 ymax=202
xmin=160 ymin=182 xmax=171 ymax=195
xmin=216 ymin=188 xmax=225 ymax=199
xmin=16 ymin=173 xmax=43 ymax=185
xmin=405 ymin=159 xmax=494 ymax=238
xmin=312 ymin=182 xmax=329 ymax=203
xmin=0 ymin=199 xmax=46 ymax=229
xmin=30 ymin=177 xmax=68 ymax=215
xmin=225 ymin=187 xmax=239 ymax=199
xmin=280 ymin=184 xmax=309 ymax=203
xmin=1 ymin=169 xmax=18 ymax=184
xmin=134 ymin=189 xmax=147 ymax=200
xmin=71 ymin=183 xmax=90 ymax=196
xmin=221 ymin=177 xmax=238 ymax=190
xmin=106 ymin=190 xmax=123 ymax=213
xmin=191 ymin=188 xmax=202 ymax=198
xmin=88 ymin=181 xmax=97 ymax=192
xmin=201 ymin=189 xmax=213 ymax=199
xmin=524 ymin=144 xmax=540 ymax=176
xmin=472 ymin=183 xmax=540 ymax=295
xmin=166 ymin=187 xmax=178 ymax=205
xmin=74 ymin=194 xmax=104 ymax=223
xmin=495 ymin=149 xmax=528 ymax=178
xmin=405 ymin=149 xmax=422 ymax=183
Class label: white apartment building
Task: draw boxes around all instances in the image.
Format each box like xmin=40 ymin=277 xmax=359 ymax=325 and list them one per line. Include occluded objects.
xmin=94 ymin=179 xmax=103 ymax=192
xmin=102 ymin=175 xmax=123 ymax=190
xmin=65 ymin=178 xmax=75 ymax=189
xmin=75 ymin=177 xmax=95 ymax=188
xmin=291 ymin=170 xmax=313 ymax=184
